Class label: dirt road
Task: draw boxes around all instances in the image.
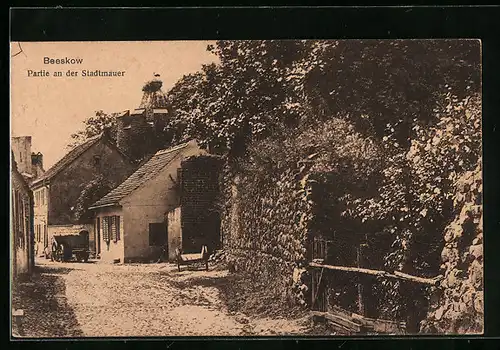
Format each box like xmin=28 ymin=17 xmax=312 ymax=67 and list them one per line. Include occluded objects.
xmin=12 ymin=259 xmax=313 ymax=337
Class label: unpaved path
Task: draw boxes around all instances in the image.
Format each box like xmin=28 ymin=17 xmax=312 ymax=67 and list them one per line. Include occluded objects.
xmin=13 ymin=259 xmax=312 ymax=337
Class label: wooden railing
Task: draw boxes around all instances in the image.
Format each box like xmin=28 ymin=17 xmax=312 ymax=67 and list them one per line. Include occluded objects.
xmin=308 ymin=235 xmax=443 ymax=333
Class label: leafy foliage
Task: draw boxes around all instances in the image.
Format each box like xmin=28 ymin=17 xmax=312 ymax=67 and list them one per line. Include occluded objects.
xmin=74 ymin=175 xmax=114 ymax=223
xmin=167 ymin=40 xmax=480 ymax=157
xmin=68 ymin=110 xmax=117 ymax=149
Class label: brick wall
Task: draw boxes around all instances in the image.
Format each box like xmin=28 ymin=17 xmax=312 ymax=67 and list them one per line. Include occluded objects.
xmin=179 ymin=155 xmax=223 ymax=254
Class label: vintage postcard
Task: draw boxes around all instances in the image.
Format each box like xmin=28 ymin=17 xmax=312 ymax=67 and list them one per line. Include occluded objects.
xmin=10 ymin=40 xmax=482 ymax=338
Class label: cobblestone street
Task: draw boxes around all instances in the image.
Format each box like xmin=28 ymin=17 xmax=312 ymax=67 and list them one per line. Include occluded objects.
xmin=12 ymin=259 xmax=313 ymax=337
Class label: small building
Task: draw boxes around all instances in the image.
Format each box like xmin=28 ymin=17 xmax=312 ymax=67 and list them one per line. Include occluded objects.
xmin=30 ymin=132 xmax=135 ymax=258
xmin=89 ymin=140 xmax=222 ymax=263
xmin=11 ymin=152 xmax=34 ymax=277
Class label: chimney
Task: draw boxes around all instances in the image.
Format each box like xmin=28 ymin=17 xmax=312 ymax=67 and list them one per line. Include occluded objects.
xmin=31 ymin=152 xmax=44 ymax=178
xmin=31 ymin=152 xmax=43 ymax=167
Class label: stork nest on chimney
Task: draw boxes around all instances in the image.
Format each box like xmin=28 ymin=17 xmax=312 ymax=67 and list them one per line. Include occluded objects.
xmin=142 ymin=79 xmax=163 ymax=93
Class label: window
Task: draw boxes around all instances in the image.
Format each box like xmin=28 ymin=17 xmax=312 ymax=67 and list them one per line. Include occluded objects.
xmin=149 ymin=223 xmax=167 ymax=246
xmin=22 ymin=200 xmax=29 ymax=249
xmin=41 ymin=188 xmax=46 ymax=206
xmin=101 ymin=215 xmax=121 ymax=243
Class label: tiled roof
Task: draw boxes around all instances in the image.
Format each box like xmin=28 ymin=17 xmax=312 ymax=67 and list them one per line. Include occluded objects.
xmin=89 ymin=142 xmax=190 ymax=209
xmin=31 ymin=135 xmax=102 ymax=187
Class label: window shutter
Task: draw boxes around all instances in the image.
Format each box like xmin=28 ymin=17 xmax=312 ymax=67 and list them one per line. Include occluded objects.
xmin=111 ymin=216 xmax=117 ymax=242
xmin=115 ymin=216 xmax=120 ymax=241
xmin=103 ymin=217 xmax=109 ymax=242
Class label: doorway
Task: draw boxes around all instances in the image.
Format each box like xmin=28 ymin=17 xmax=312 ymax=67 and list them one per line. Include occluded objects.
xmin=149 ymin=223 xmax=168 ymax=260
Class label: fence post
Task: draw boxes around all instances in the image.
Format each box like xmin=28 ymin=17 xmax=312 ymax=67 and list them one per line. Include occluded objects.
xmin=356 ymin=236 xmax=370 ymax=317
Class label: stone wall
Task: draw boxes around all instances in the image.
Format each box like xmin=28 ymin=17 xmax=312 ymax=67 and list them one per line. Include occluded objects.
xmin=420 ymin=163 xmax=483 ymax=334
xmin=222 ymin=165 xmax=311 ymax=308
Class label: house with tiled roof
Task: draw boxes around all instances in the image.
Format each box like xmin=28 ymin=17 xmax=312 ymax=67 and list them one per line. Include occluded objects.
xmin=11 ymin=151 xmax=34 ymax=276
xmin=88 ymin=140 xmax=222 ymax=263
xmin=30 ymin=131 xmax=135 ymax=258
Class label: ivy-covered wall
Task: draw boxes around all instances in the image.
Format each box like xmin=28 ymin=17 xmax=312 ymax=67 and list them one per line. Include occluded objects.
xmin=420 ymin=162 xmax=483 ymax=334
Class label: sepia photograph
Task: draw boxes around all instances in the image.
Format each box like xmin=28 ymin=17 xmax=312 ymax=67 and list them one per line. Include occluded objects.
xmin=10 ymin=39 xmax=482 ymax=337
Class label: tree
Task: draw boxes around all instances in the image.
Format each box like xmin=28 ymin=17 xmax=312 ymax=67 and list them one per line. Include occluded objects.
xmin=68 ymin=110 xmax=117 ymax=149
xmin=168 ymin=40 xmax=322 ymax=158
xmin=167 ymin=40 xmax=480 ymax=158
xmin=74 ymin=175 xmax=115 ymax=223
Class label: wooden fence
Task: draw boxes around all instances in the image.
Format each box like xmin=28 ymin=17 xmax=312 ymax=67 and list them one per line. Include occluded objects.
xmin=308 ymin=236 xmax=442 ymax=334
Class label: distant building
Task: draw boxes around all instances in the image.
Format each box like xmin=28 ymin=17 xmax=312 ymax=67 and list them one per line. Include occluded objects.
xmin=11 ymin=136 xmax=45 ymax=182
xmin=11 ymin=152 xmax=34 ymax=276
xmin=116 ymin=75 xmax=173 ymax=163
xmin=30 ymin=132 xmax=135 ymax=258
xmin=89 ymin=140 xmax=222 ymax=263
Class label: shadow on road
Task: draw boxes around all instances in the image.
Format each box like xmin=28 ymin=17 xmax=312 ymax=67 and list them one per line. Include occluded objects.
xmin=166 ymin=268 xmax=306 ymax=320
xmin=11 ymin=264 xmax=84 ymax=338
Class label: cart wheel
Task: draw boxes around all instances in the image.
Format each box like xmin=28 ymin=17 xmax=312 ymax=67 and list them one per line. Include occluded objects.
xmin=59 ymin=244 xmax=65 ymax=262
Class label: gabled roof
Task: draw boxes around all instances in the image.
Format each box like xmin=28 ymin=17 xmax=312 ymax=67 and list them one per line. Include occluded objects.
xmin=31 ymin=132 xmax=131 ymax=188
xmin=88 ymin=142 xmax=191 ymax=210
xmin=31 ymin=135 xmax=101 ymax=188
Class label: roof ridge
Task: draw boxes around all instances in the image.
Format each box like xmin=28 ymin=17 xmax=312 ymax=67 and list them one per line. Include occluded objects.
xmin=155 ymin=142 xmax=190 ymax=156
xmin=31 ymin=135 xmax=102 ymax=186
xmin=89 ymin=146 xmax=188 ymax=209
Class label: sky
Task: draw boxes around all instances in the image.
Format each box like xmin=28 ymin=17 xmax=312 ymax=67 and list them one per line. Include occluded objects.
xmin=10 ymin=41 xmax=218 ymax=169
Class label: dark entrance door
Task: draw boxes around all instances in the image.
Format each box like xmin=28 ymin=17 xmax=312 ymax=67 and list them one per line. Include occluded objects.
xmin=149 ymin=223 xmax=168 ymax=260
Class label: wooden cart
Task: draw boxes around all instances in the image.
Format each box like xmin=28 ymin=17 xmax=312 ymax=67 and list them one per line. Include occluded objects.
xmin=175 ymin=245 xmax=209 ymax=272
xmin=51 ymin=232 xmax=90 ymax=263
